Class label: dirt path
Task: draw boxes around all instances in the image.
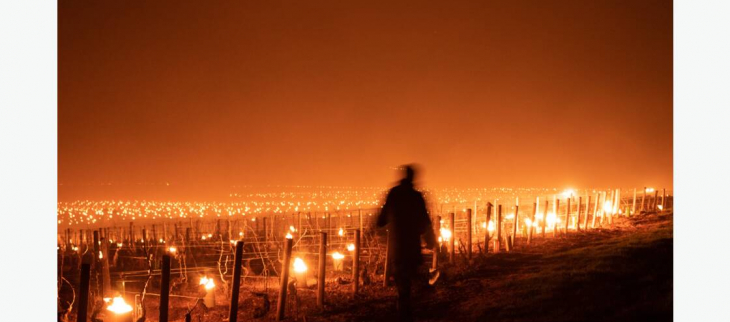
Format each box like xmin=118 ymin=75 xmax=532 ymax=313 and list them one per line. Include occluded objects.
xmin=310 ymin=212 xmax=673 ymax=322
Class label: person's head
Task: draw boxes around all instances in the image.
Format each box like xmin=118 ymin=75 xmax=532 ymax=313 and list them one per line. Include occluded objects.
xmin=401 ymin=164 xmax=417 ymax=183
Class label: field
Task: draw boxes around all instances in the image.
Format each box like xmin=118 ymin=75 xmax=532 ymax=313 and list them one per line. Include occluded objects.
xmin=57 ymin=188 xmax=672 ymax=322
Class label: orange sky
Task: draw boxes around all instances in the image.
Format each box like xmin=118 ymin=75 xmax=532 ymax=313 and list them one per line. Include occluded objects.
xmin=59 ymin=0 xmax=672 ymax=200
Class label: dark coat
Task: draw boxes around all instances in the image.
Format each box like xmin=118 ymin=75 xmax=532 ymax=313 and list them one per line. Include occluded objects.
xmin=377 ymin=180 xmax=437 ymax=274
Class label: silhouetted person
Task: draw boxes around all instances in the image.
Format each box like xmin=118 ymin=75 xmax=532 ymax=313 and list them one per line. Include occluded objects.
xmin=377 ymin=165 xmax=437 ymax=322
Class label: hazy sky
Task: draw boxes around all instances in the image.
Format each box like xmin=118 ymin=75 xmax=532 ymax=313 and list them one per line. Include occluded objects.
xmin=59 ymin=0 xmax=672 ymax=200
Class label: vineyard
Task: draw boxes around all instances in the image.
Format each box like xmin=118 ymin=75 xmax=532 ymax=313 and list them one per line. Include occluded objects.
xmin=57 ymin=187 xmax=672 ymax=322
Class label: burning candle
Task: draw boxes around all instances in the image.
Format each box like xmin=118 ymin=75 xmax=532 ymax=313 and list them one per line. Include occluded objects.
xmin=439 ymin=228 xmax=452 ymax=242
xmin=332 ymin=252 xmax=345 ymax=271
xmin=106 ymin=295 xmax=133 ymax=322
xmin=200 ymin=276 xmax=216 ymax=307
xmin=293 ymin=257 xmax=308 ymax=287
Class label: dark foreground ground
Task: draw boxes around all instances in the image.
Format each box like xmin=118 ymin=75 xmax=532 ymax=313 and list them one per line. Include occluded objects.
xmin=311 ymin=212 xmax=673 ymax=322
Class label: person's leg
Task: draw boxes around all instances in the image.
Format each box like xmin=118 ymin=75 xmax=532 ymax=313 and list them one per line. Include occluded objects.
xmin=395 ymin=270 xmax=413 ymax=322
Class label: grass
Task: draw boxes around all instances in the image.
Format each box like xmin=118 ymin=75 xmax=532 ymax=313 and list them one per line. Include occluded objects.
xmin=309 ymin=212 xmax=673 ymax=322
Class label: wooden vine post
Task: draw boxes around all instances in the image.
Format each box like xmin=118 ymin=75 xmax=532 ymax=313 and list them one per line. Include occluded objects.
xmin=540 ymin=197 xmax=550 ymax=238
xmin=466 ymin=208 xmax=472 ymax=259
xmin=494 ymin=206 xmax=502 ymax=253
xmin=352 ymin=229 xmax=361 ymax=295
xmin=449 ymin=212 xmax=456 ymax=262
xmin=528 ymin=202 xmax=536 ymax=244
xmin=159 ymin=255 xmax=171 ymax=322
xmin=317 ymin=232 xmax=327 ymax=308
xmin=276 ymin=237 xmax=294 ymax=321
xmin=576 ymin=197 xmax=582 ymax=231
xmin=553 ymin=198 xmax=559 ymax=237
xmin=228 ymin=241 xmax=244 ymax=322
xmin=76 ymin=260 xmax=91 ymax=322
xmin=632 ymin=188 xmax=637 ymax=215
xmin=641 ymin=187 xmax=647 ymax=212
xmin=583 ymin=195 xmax=590 ymax=230
xmin=485 ymin=203 xmax=493 ymax=252
xmin=592 ymin=193 xmax=599 ymax=228
xmin=512 ymin=201 xmax=519 ymax=248
xmin=564 ymin=197 xmax=570 ymax=234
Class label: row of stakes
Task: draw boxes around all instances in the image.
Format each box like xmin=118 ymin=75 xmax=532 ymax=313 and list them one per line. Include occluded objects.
xmin=71 ymin=187 xmax=670 ymax=322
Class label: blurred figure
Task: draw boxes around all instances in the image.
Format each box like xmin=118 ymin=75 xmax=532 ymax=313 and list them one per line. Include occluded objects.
xmin=377 ymin=164 xmax=437 ymax=322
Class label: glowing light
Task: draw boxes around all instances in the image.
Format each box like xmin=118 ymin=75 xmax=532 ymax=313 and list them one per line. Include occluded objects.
xmin=347 ymin=243 xmax=355 ymax=251
xmin=286 ymin=232 xmax=293 ymax=239
xmin=289 ymin=225 xmax=296 ymax=232
xmin=524 ymin=218 xmax=533 ymax=227
xmin=116 ymin=243 xmax=123 ymax=248
xmin=331 ymin=252 xmax=345 ymax=260
xmin=168 ymin=246 xmax=177 ymax=253
xmin=338 ymin=228 xmax=344 ymax=236
xmin=98 ymin=251 xmax=103 ymax=259
xmin=603 ymin=201 xmax=613 ymax=213
xmin=293 ymin=257 xmax=308 ymax=273
xmin=562 ymin=189 xmax=575 ymax=198
xmin=201 ymin=235 xmax=206 ymax=240
xmin=239 ymin=232 xmax=244 ymax=237
xmin=481 ymin=222 xmax=487 ymax=229
xmin=646 ymin=187 xmax=655 ymax=193
xmin=200 ymin=276 xmax=215 ymax=290
xmin=488 ymin=221 xmax=495 ymax=232
xmin=159 ymin=238 xmax=164 ymax=243
xmin=546 ymin=212 xmax=557 ymax=227
xmin=657 ymin=205 xmax=663 ymax=210
xmin=439 ymin=228 xmax=452 ymax=241
xmin=106 ymin=295 xmax=132 ymax=314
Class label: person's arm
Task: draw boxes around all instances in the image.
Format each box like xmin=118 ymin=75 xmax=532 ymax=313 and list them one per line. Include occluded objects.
xmin=417 ymin=193 xmax=437 ymax=249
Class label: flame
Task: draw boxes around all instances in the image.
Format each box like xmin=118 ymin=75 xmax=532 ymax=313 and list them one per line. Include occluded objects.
xmin=438 ymin=236 xmax=443 ymax=243
xmin=159 ymin=238 xmax=164 ymax=243
xmin=207 ymin=234 xmax=213 ymax=238
xmin=168 ymin=246 xmax=177 ymax=253
xmin=657 ymin=205 xmax=663 ymax=210
xmin=230 ymin=239 xmax=236 ymax=245
xmin=546 ymin=212 xmax=557 ymax=227
xmin=347 ymin=243 xmax=355 ymax=251
xmin=481 ymin=221 xmax=487 ymax=229
xmin=487 ymin=221 xmax=495 ymax=232
xmin=98 ymin=251 xmax=103 ymax=259
xmin=439 ymin=228 xmax=452 ymax=241
xmin=603 ymin=201 xmax=613 ymax=213
xmin=331 ymin=251 xmax=345 ymax=260
xmin=201 ymin=235 xmax=207 ymax=240
xmin=524 ymin=218 xmax=533 ymax=227
xmin=106 ymin=295 xmax=132 ymax=314
xmin=200 ymin=276 xmax=215 ymax=290
xmin=293 ymin=257 xmax=308 ymax=273
xmin=289 ymin=225 xmax=296 ymax=232
xmin=338 ymin=228 xmax=344 ymax=236
xmin=116 ymin=243 xmax=123 ymax=248
xmin=286 ymin=232 xmax=293 ymax=239
xmin=239 ymin=231 xmax=244 ymax=237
